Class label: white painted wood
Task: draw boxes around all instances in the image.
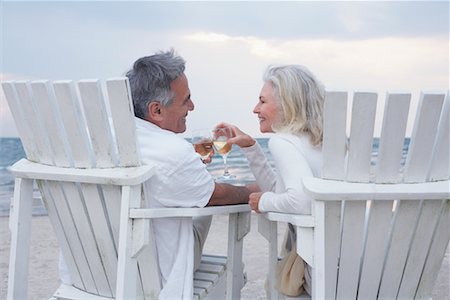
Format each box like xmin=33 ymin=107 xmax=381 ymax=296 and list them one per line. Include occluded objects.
xmin=257 ymin=215 xmax=280 ymax=299
xmin=237 ymin=211 xmax=251 ymax=241
xmin=376 ymin=93 xmax=411 ymax=183
xmin=53 ymin=284 xmax=112 ymax=300
xmin=378 ymin=201 xmax=421 ymax=299
xmin=101 ymin=185 xmax=122 ymax=249
xmin=136 ymin=220 xmax=161 ymax=298
xmin=303 ymin=176 xmax=449 ymax=200
xmin=322 ymin=90 xmax=348 ymax=180
xmin=428 ymin=92 xmax=450 ymax=181
xmin=1 ymin=82 xmax=39 ymax=162
xmin=226 ymin=213 xmax=245 ymax=300
xmin=78 ymin=80 xmax=117 ymax=168
xmin=346 ymin=91 xmax=377 ymax=182
xmin=45 ymin=181 xmax=98 ymax=293
xmin=296 ymin=227 xmax=313 ymax=267
xmin=106 ymin=78 xmax=140 ymax=167
xmin=6 ymin=178 xmax=33 ymax=300
xmin=404 ymin=92 xmax=445 ymax=183
xmin=264 ymin=212 xmax=314 ymax=227
xmin=116 ymin=185 xmax=140 ymax=298
xmin=9 ymin=158 xmax=155 ymax=186
xmin=53 ymin=81 xmax=92 ymax=168
xmin=357 ymin=200 xmax=394 ymax=299
xmin=38 ymin=181 xmax=84 ymax=289
xmin=130 ymin=204 xmax=251 ymax=219
xmin=132 ymin=219 xmax=149 ymax=258
xmin=59 ymin=182 xmax=112 ymax=296
xmin=336 ymin=201 xmax=366 ymax=299
xmin=79 ymin=183 xmax=117 ymax=296
xmin=415 ymin=200 xmax=450 ymax=298
xmin=397 ymin=200 xmax=443 ymax=299
xmin=313 ymin=201 xmax=341 ymax=299
xmin=30 ymin=81 xmax=71 ymax=167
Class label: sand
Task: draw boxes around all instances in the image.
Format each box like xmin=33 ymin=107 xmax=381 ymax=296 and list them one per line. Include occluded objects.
xmin=1 ymin=215 xmax=448 ymax=299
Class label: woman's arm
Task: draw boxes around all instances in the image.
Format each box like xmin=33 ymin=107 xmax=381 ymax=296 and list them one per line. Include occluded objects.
xmin=258 ymin=135 xmax=314 ymax=215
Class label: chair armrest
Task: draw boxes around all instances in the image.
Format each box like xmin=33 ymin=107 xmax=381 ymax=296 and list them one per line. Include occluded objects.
xmin=8 ymin=158 xmax=155 ymax=186
xmin=129 ymin=204 xmax=251 ymax=219
xmin=262 ymin=212 xmax=314 ymax=227
xmin=303 ymin=177 xmax=450 ymax=201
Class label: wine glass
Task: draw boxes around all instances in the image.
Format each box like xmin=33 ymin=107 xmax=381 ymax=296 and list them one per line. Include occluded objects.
xmin=212 ymin=127 xmax=235 ymax=180
xmin=191 ymin=129 xmax=214 ymax=163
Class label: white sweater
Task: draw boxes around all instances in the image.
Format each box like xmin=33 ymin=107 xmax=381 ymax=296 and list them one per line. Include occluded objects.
xmin=241 ymin=133 xmax=322 ymax=214
xmin=241 ymin=132 xmax=322 ymax=296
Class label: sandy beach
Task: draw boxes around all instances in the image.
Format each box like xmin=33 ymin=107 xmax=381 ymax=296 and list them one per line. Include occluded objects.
xmin=1 ymin=214 xmax=448 ymax=299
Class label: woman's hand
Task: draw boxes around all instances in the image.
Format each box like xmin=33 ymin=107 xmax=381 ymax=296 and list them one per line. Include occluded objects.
xmin=249 ymin=192 xmax=263 ymax=213
xmin=215 ymin=122 xmax=256 ymax=148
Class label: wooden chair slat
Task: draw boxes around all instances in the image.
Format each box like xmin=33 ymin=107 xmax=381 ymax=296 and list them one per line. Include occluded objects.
xmin=336 ymin=201 xmax=366 ymax=299
xmin=53 ymin=81 xmax=92 ymax=168
xmin=397 ymin=200 xmax=442 ymax=299
xmin=378 ymin=201 xmax=421 ymax=298
xmin=80 ymin=183 xmax=118 ymax=296
xmin=45 ymin=181 xmax=98 ymax=293
xmin=376 ymin=93 xmax=411 ymax=183
xmin=415 ymin=200 xmax=450 ymax=298
xmin=346 ymin=91 xmax=377 ymax=183
xmin=101 ymin=185 xmax=122 ymax=249
xmin=15 ymin=81 xmax=54 ymax=165
xmin=78 ymin=80 xmax=117 ymax=168
xmin=30 ymin=81 xmax=70 ymax=167
xmin=106 ymin=78 xmax=140 ymax=167
xmin=322 ymin=91 xmax=348 ymax=180
xmin=1 ymin=82 xmax=39 ymax=162
xmin=38 ymin=181 xmax=84 ymax=289
xmin=404 ymin=92 xmax=445 ymax=183
xmin=313 ymin=201 xmax=341 ymax=299
xmin=428 ymin=93 xmax=449 ymax=181
xmin=61 ymin=182 xmax=113 ymax=297
xmin=357 ymin=201 xmax=394 ymax=299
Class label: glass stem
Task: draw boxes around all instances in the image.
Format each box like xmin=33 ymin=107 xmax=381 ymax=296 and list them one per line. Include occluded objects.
xmin=222 ymin=154 xmax=230 ymax=176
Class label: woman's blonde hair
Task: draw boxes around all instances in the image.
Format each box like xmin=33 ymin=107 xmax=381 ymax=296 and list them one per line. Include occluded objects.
xmin=263 ymin=64 xmax=325 ymax=146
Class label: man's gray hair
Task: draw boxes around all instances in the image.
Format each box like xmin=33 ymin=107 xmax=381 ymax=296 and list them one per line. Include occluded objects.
xmin=126 ymin=49 xmax=186 ymax=119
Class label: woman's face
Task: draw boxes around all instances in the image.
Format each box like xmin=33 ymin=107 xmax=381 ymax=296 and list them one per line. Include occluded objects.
xmin=253 ymin=81 xmax=281 ymax=133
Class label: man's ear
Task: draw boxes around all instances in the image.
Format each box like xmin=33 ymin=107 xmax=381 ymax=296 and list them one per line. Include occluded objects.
xmin=147 ymin=102 xmax=163 ymax=122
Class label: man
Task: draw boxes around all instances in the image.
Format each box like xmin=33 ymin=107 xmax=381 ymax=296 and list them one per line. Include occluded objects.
xmin=126 ymin=49 xmax=250 ymax=299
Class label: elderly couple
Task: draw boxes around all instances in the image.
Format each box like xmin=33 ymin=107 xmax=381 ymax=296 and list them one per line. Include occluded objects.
xmin=67 ymin=49 xmax=324 ymax=299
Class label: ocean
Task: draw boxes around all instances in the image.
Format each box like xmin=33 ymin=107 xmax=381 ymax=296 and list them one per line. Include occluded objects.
xmin=0 ymin=137 xmax=409 ymax=217
xmin=0 ymin=137 xmax=272 ymax=216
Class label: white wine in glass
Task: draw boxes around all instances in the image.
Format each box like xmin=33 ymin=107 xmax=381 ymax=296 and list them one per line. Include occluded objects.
xmin=192 ymin=129 xmax=213 ymax=162
xmin=212 ymin=127 xmax=235 ymax=180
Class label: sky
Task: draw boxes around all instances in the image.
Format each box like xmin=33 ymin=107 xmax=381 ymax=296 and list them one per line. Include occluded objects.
xmin=0 ymin=0 xmax=449 ymax=138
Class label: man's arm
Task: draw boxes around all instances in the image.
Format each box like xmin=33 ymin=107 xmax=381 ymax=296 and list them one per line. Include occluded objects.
xmin=206 ymin=183 xmax=250 ymax=206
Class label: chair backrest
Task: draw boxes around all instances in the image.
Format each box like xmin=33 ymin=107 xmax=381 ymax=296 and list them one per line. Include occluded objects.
xmin=3 ymin=78 xmax=146 ymax=297
xmin=318 ymin=90 xmax=449 ymax=299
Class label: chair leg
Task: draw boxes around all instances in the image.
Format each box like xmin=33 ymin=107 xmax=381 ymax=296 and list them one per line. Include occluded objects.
xmin=257 ymin=215 xmax=280 ymax=300
xmin=116 ymin=185 xmax=140 ymax=298
xmin=226 ymin=212 xmax=250 ymax=300
xmin=7 ymin=178 xmax=34 ymax=300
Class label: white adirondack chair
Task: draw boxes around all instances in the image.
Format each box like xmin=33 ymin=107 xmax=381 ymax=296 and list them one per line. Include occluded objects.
xmin=259 ymin=90 xmax=450 ymax=299
xmin=3 ymin=78 xmax=251 ymax=300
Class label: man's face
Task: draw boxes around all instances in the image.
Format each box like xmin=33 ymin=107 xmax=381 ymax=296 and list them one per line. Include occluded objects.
xmin=159 ymin=73 xmax=194 ymax=133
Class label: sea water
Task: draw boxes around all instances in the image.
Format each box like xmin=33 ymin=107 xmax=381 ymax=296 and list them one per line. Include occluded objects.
xmin=0 ymin=137 xmax=409 ymax=216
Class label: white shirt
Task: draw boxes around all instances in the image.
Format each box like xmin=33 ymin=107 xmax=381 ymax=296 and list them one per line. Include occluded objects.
xmin=136 ymin=118 xmax=214 ymax=299
xmin=242 ymin=133 xmax=322 ymax=214
xmin=241 ymin=132 xmax=322 ymax=295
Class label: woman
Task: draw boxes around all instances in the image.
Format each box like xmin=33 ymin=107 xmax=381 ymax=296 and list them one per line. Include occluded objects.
xmin=219 ymin=64 xmax=325 ymax=296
